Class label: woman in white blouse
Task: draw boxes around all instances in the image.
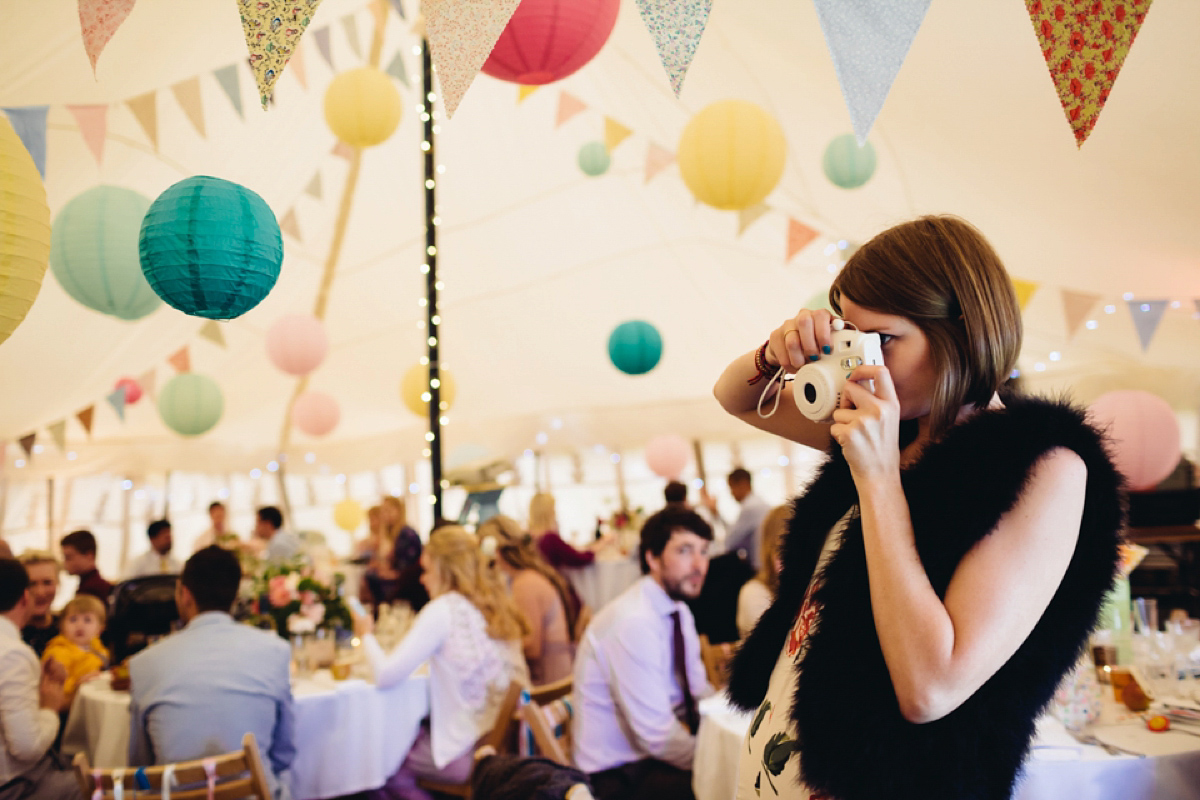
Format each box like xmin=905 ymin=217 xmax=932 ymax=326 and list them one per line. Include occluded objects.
xmin=735 ymin=505 xmax=789 ymax=640
xmin=353 ymin=526 xmax=530 ymax=800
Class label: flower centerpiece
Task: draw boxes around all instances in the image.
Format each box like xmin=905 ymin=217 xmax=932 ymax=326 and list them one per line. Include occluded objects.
xmin=239 ymin=558 xmax=351 ymax=639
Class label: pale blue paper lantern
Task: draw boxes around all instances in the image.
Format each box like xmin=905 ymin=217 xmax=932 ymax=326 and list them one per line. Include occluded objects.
xmin=158 ymin=373 xmax=224 ymax=436
xmin=822 ymin=134 xmax=877 ymax=189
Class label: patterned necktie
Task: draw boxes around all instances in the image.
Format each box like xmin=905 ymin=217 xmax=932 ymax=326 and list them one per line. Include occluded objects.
xmin=670 ymin=609 xmax=700 ymax=735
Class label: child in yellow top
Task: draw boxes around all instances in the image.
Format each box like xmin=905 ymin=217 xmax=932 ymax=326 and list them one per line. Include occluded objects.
xmin=41 ymin=594 xmax=110 ymax=702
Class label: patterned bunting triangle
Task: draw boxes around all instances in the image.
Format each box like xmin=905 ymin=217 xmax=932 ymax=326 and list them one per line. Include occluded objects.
xmin=18 ymin=433 xmax=36 ymax=458
xmin=171 ymin=78 xmax=206 ymax=137
xmin=1012 ymin=279 xmax=1040 ymax=311
xmin=604 ymin=117 xmax=633 ymax=153
xmin=126 ymin=91 xmax=158 ymax=148
xmin=47 ymin=420 xmax=67 ymax=453
xmin=78 ymin=0 xmax=137 ymax=74
xmin=555 ymin=92 xmax=587 ymax=127
xmin=386 ymin=51 xmax=410 ymax=86
xmin=1026 ymin=0 xmax=1154 ymax=146
xmin=279 ymin=208 xmax=302 ymax=241
xmin=1061 ymin=288 xmax=1101 ymax=338
xmin=517 ymin=85 xmax=540 ymax=103
xmin=239 ymin=0 xmax=325 ymax=108
xmin=304 ymin=172 xmax=323 ymax=199
xmin=313 ymin=26 xmax=334 ymax=67
xmin=139 ymin=368 xmax=157 ymax=398
xmin=168 ymin=346 xmax=191 ymax=373
xmin=1126 ymin=298 xmax=1168 ymax=352
xmin=214 ymin=64 xmax=244 ymax=119
xmin=644 ymin=142 xmax=675 ymax=183
xmin=67 ymin=105 xmax=108 ymax=165
xmin=786 ymin=218 xmax=819 ymax=261
xmin=1 ymin=107 xmax=49 ymax=178
xmin=76 ymin=405 xmax=95 ymax=436
xmin=106 ymin=386 xmax=127 ymax=422
xmin=737 ymin=203 xmax=771 ymax=236
xmin=199 ymin=320 xmax=227 ymax=348
xmin=424 ymin=0 xmax=523 ymax=118
xmin=342 ymin=14 xmax=362 ymax=59
xmin=635 ymin=0 xmax=713 ymax=96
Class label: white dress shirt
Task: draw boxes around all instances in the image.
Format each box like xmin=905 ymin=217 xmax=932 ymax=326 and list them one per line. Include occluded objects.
xmin=123 ymin=550 xmax=182 ymax=579
xmin=0 ymin=617 xmax=59 ymax=784
xmin=363 ymin=591 xmax=528 ymax=770
xmin=725 ymin=494 xmax=771 ymax=569
xmin=573 ymin=576 xmax=713 ymax=774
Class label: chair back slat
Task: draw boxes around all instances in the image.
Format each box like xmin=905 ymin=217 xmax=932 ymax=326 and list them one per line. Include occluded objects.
xmin=529 ymin=676 xmax=572 ymax=705
xmin=520 ymin=698 xmax=574 ymax=766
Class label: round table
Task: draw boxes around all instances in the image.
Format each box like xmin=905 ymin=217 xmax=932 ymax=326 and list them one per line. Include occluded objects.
xmin=565 ymin=552 xmax=642 ymax=611
xmin=693 ymin=693 xmax=1200 ymax=800
xmin=62 ymin=668 xmax=429 ymax=800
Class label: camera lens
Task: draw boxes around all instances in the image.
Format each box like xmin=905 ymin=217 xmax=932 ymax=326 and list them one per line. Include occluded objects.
xmin=804 ymin=383 xmax=817 ymax=404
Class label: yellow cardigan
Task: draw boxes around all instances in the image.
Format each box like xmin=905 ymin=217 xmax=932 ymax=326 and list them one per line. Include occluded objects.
xmin=41 ymin=635 xmax=110 ymax=699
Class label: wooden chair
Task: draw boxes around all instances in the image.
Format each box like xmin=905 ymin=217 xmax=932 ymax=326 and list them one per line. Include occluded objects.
xmin=417 ymin=680 xmax=526 ymax=799
xmin=72 ymin=733 xmax=271 ymax=800
xmin=699 ymin=634 xmax=731 ymax=690
xmin=519 ymin=697 xmax=575 ymax=767
xmin=529 ymin=675 xmax=572 ymax=705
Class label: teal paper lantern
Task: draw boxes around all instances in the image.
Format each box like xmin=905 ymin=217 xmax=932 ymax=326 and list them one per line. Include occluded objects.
xmin=578 ymin=141 xmax=611 ymax=177
xmin=158 ymin=373 xmax=224 ymax=436
xmin=50 ymin=186 xmax=161 ymax=320
xmin=139 ymin=176 xmax=283 ymax=320
xmin=822 ymin=135 xmax=877 ymax=189
xmin=608 ymin=320 xmax=662 ymax=375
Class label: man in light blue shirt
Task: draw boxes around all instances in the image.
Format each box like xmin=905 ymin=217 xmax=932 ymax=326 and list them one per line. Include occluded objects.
xmin=711 ymin=468 xmax=771 ymax=570
xmin=255 ymin=506 xmax=301 ymax=564
xmin=128 ymin=547 xmax=294 ymax=798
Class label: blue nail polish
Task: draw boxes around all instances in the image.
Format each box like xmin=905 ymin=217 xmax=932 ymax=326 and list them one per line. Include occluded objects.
xmin=810 ymin=355 xmax=820 ymax=361
xmin=822 ymin=345 xmax=831 ymax=355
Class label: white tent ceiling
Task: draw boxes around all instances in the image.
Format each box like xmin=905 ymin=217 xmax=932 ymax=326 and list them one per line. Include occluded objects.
xmin=1 ymin=0 xmax=1198 ymax=480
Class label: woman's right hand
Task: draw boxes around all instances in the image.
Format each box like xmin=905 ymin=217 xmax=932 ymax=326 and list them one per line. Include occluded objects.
xmin=766 ymin=308 xmax=837 ymax=371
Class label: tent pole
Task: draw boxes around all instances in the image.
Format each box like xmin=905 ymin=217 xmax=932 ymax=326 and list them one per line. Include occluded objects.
xmin=277 ymin=463 xmax=295 ymax=527
xmin=422 ymin=37 xmax=445 ymax=523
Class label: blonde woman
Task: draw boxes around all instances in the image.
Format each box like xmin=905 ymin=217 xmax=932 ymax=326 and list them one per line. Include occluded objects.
xmin=735 ymin=505 xmax=789 ymax=639
xmin=354 ymin=527 xmax=529 ymax=800
xmin=528 ymin=492 xmax=600 ymax=570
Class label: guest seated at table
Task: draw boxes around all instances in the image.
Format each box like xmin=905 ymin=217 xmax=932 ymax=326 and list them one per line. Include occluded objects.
xmin=0 ymin=558 xmax=82 ymax=799
xmin=734 ymin=505 xmax=788 ymax=640
xmin=124 ymin=519 xmax=182 ymax=579
xmin=0 ymin=539 xmax=10 ymax=559
xmin=193 ymin=501 xmax=238 ymax=552
xmin=60 ymin=530 xmax=113 ymax=603
xmin=356 ymin=505 xmax=384 ymax=560
xmin=18 ymin=551 xmax=61 ymax=658
xmin=352 ymin=526 xmax=530 ymax=800
xmin=573 ymin=507 xmax=714 ymax=800
xmin=127 ymin=546 xmax=294 ymax=799
xmin=255 ymin=506 xmax=301 ymax=564
xmin=529 ymin=493 xmax=603 ymax=571
xmin=478 ymin=515 xmax=578 ymax=685
xmin=41 ymin=595 xmax=109 ymax=706
xmin=367 ymin=496 xmax=427 ymax=610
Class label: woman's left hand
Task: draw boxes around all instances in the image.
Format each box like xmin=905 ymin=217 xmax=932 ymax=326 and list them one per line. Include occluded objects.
xmin=831 ymin=365 xmax=902 ymax=480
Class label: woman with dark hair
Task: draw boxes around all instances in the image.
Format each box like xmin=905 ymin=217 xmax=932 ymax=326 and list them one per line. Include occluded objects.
xmin=713 ymin=216 xmax=1124 ymax=799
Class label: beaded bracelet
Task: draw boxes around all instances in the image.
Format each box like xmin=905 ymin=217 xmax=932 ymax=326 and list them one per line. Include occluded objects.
xmin=747 ymin=340 xmax=779 ymax=386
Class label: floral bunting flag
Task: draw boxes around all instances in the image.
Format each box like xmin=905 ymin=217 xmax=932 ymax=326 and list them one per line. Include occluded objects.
xmin=18 ymin=433 xmax=35 ymax=458
xmin=1026 ymin=0 xmax=1153 ymax=146
xmin=737 ymin=203 xmax=771 ymax=236
xmin=126 ymin=91 xmax=157 ymax=148
xmin=171 ymin=78 xmax=206 ymax=137
xmin=604 ymin=117 xmax=633 ymax=153
xmin=555 ymin=92 xmax=587 ymax=127
xmin=342 ymin=14 xmax=362 ymax=59
xmin=48 ymin=420 xmax=67 ymax=453
xmin=304 ymin=172 xmax=323 ymax=199
xmin=239 ymin=0 xmax=326 ymax=109
xmin=812 ymin=0 xmax=932 ymax=144
xmin=635 ymin=0 xmax=712 ymax=96
xmin=1012 ymin=278 xmax=1040 ymax=311
xmin=1127 ymin=298 xmax=1167 ymax=352
xmin=76 ymin=405 xmax=95 ymax=436
xmin=1061 ymin=288 xmax=1101 ymax=337
xmin=423 ymin=0 xmax=524 ymax=118
xmin=517 ymin=85 xmax=540 ymax=103
xmin=280 ymin=208 xmax=302 ymax=241
xmin=644 ymin=142 xmax=674 ymax=183
xmin=313 ymin=26 xmax=334 ymax=67
xmin=214 ymin=64 xmax=245 ymax=119
xmin=786 ymin=218 xmax=819 ymax=261
xmin=1 ymin=107 xmax=49 ymax=178
xmin=168 ymin=346 xmax=191 ymax=373
xmin=78 ymin=0 xmax=137 ymax=74
xmin=106 ymin=386 xmax=127 ymax=422
xmin=67 ymin=105 xmax=108 ymax=164
xmin=199 ymin=320 xmax=227 ymax=348
xmin=386 ymin=51 xmax=411 ymax=86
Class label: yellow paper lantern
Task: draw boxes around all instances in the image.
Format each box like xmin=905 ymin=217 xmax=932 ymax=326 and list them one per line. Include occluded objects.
xmin=0 ymin=117 xmax=51 ymax=346
xmin=677 ymin=100 xmax=787 ymax=211
xmin=401 ymin=364 xmax=456 ymax=417
xmin=324 ymin=67 xmax=403 ymax=148
xmin=334 ymin=498 xmax=365 ymax=532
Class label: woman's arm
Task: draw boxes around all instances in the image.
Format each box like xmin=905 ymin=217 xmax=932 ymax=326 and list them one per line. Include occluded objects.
xmin=362 ymin=596 xmax=452 ymax=688
xmin=512 ymin=573 xmax=546 ymax=662
xmin=540 ymin=533 xmax=595 ymax=567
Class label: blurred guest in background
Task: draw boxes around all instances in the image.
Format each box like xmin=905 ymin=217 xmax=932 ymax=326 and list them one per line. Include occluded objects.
xmin=702 ymin=469 xmax=770 ymax=570
xmin=663 ymin=482 xmax=689 ymax=511
xmin=256 ymin=506 xmax=300 ymax=564
xmin=193 ymin=501 xmax=236 ymax=552
xmin=530 ymin=493 xmax=602 ymax=571
xmin=18 ymin=552 xmax=60 ymax=658
xmin=60 ymin=530 xmax=113 ymax=603
xmin=125 ymin=520 xmax=181 ymax=578
xmin=736 ymin=506 xmax=789 ymax=640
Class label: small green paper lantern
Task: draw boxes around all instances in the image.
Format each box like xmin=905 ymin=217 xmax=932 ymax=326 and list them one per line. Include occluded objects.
xmin=822 ymin=134 xmax=877 ymax=189
xmin=50 ymin=185 xmax=161 ymax=321
xmin=608 ymin=320 xmax=662 ymax=375
xmin=158 ymin=373 xmax=224 ymax=436
xmin=578 ymin=141 xmax=611 ymax=177
xmin=139 ymin=176 xmax=283 ymax=320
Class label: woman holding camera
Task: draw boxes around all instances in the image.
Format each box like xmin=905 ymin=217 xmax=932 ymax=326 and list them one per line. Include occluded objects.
xmin=713 ymin=216 xmax=1124 ymax=800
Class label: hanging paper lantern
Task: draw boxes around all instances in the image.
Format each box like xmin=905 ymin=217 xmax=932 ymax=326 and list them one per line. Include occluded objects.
xmin=139 ymin=176 xmax=283 ymax=320
xmin=158 ymin=373 xmax=224 ymax=436
xmin=50 ymin=186 xmax=161 ymax=321
xmin=266 ymin=314 xmax=328 ymax=376
xmin=578 ymin=141 xmax=610 ymax=176
xmin=293 ymin=391 xmax=340 ymax=437
xmin=677 ymin=100 xmax=787 ymax=211
xmin=608 ymin=320 xmax=662 ymax=375
xmin=114 ymin=377 xmax=143 ymax=405
xmin=645 ymin=434 xmax=690 ymax=479
xmin=334 ymin=498 xmax=365 ymax=532
xmin=0 ymin=116 xmax=51 ymax=347
xmin=1088 ymin=390 xmax=1181 ymax=491
xmin=823 ymin=134 xmax=877 ymax=189
xmin=401 ymin=365 xmax=457 ymax=417
xmin=324 ymin=67 xmax=403 ymax=148
xmin=482 ymin=0 xmax=620 ymax=85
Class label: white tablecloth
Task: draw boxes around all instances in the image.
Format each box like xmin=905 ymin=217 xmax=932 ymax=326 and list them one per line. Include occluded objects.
xmin=62 ymin=669 xmax=429 ymax=800
xmin=565 ymin=552 xmax=642 ymax=611
xmin=692 ymin=693 xmax=1200 ymax=800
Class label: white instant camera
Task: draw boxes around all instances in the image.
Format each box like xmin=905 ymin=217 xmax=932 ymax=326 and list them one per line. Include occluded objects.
xmin=792 ymin=325 xmax=883 ymax=422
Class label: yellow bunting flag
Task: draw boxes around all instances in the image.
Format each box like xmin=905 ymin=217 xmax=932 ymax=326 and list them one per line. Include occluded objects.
xmin=168 ymin=346 xmax=191 ymax=373
xmin=199 ymin=320 xmax=226 ymax=348
xmin=171 ymin=78 xmax=207 ymax=137
xmin=424 ymin=0 xmax=523 ymax=117
xmin=737 ymin=203 xmax=771 ymax=236
xmin=1025 ymin=0 xmax=1154 ymax=146
xmin=47 ymin=420 xmax=66 ymax=453
xmin=1012 ymin=278 xmax=1039 ymax=311
xmin=280 ymin=208 xmax=302 ymax=241
xmin=67 ymin=105 xmax=107 ymax=165
xmin=518 ymin=85 xmax=541 ymax=103
xmin=304 ymin=172 xmax=322 ymax=199
xmin=1061 ymin=288 xmax=1101 ymax=338
xmin=76 ymin=405 xmax=95 ymax=436
xmin=126 ymin=91 xmax=157 ymax=149
xmin=604 ymin=117 xmax=633 ymax=153
xmin=78 ymin=0 xmax=137 ymax=74
xmin=644 ymin=142 xmax=675 ymax=183
xmin=239 ymin=0 xmax=326 ymax=108
xmin=18 ymin=433 xmax=35 ymax=458
xmin=786 ymin=218 xmax=818 ymax=261
xmin=555 ymin=92 xmax=587 ymax=127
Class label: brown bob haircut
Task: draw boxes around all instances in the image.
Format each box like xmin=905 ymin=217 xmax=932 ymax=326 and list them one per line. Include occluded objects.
xmin=830 ymin=215 xmax=1022 ymax=437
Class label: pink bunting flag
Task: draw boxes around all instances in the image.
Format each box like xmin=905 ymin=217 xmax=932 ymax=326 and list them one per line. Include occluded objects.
xmin=290 ymin=41 xmax=309 ymax=89
xmin=332 ymin=141 xmax=355 ymax=160
xmin=239 ymin=0 xmax=325 ymax=108
xmin=78 ymin=0 xmax=137 ymax=74
xmin=424 ymin=0 xmax=524 ymax=118
xmin=644 ymin=142 xmax=674 ymax=183
xmin=786 ymin=218 xmax=818 ymax=261
xmin=67 ymin=105 xmax=107 ymax=164
xmin=279 ymin=208 xmax=302 ymax=241
xmin=1061 ymin=289 xmax=1101 ymax=338
xmin=168 ymin=346 xmax=191 ymax=373
xmin=636 ymin=0 xmax=712 ymax=96
xmin=555 ymin=92 xmax=587 ymax=127
xmin=139 ymin=368 xmax=157 ymax=398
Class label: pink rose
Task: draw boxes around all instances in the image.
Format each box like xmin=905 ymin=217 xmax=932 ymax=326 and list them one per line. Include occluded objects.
xmin=268 ymin=575 xmax=294 ymax=608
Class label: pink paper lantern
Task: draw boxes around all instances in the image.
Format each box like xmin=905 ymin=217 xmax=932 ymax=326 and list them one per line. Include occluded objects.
xmin=1088 ymin=390 xmax=1181 ymax=491
xmin=646 ymin=434 xmax=690 ymax=479
xmin=481 ymin=0 xmax=620 ymax=85
xmin=292 ymin=391 xmax=340 ymax=437
xmin=266 ymin=314 xmax=328 ymax=376
xmin=115 ymin=377 xmax=142 ymax=405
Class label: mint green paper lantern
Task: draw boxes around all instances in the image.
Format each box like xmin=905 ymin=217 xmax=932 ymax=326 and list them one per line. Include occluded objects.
xmin=608 ymin=320 xmax=662 ymax=375
xmin=578 ymin=141 xmax=611 ymax=177
xmin=50 ymin=186 xmax=161 ymax=320
xmin=139 ymin=176 xmax=283 ymax=320
xmin=158 ymin=373 xmax=224 ymax=436
xmin=822 ymin=134 xmax=877 ymax=189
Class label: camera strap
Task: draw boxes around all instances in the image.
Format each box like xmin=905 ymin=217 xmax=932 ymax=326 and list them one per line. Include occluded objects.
xmin=757 ymin=367 xmax=788 ymax=419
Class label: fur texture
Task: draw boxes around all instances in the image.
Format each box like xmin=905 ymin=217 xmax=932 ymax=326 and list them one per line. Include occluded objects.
xmin=727 ymin=395 xmax=1125 ymax=800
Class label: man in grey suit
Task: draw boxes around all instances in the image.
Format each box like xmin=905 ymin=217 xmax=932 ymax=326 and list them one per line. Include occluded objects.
xmin=128 ymin=547 xmax=295 ymax=797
